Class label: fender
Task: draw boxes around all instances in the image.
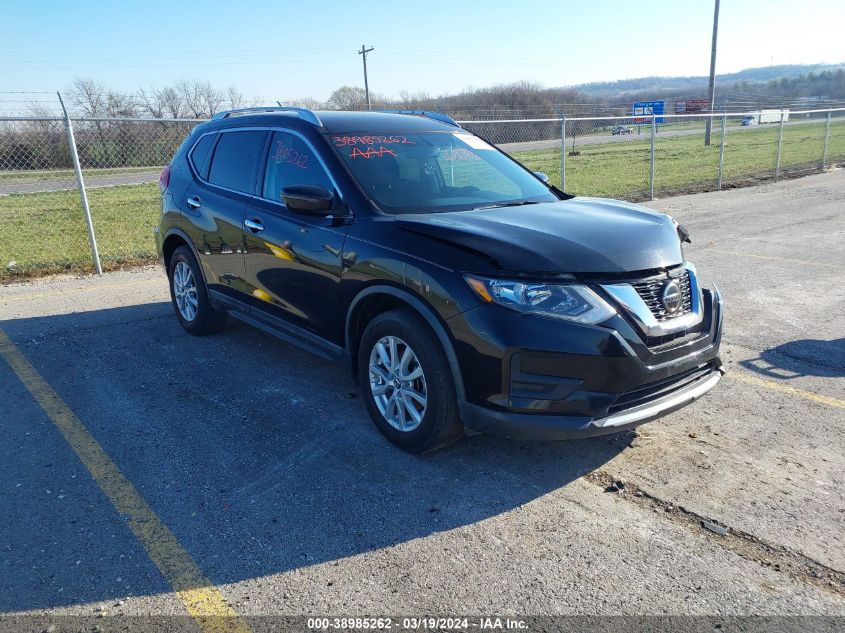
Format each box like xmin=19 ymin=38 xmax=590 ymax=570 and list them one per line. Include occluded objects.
xmin=345 ymin=284 xmax=467 ymax=404
xmin=162 ymin=227 xmax=209 ymax=286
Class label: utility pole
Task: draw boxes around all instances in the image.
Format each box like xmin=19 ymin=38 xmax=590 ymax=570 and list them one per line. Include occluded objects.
xmin=704 ymin=0 xmax=720 ymax=146
xmin=358 ymin=44 xmax=374 ymax=110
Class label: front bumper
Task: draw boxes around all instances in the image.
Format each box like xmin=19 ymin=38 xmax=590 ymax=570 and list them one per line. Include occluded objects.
xmin=459 ymin=363 xmax=724 ymax=440
xmin=448 ymin=285 xmax=724 ymax=439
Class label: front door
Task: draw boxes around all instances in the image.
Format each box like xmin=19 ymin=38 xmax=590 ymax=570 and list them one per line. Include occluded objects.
xmin=242 ymin=130 xmax=349 ymax=343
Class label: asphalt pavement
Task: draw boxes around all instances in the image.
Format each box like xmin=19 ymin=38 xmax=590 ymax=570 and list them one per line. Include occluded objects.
xmin=0 ymin=170 xmax=843 ymax=626
xmin=0 ymin=171 xmax=161 ymax=195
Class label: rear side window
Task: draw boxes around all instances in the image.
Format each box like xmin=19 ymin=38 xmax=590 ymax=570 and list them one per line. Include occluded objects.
xmin=208 ymin=131 xmax=267 ymax=193
xmin=189 ymin=133 xmax=216 ymax=178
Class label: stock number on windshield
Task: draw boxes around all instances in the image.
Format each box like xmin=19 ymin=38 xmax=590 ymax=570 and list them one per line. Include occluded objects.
xmin=331 ymin=135 xmax=415 ymax=147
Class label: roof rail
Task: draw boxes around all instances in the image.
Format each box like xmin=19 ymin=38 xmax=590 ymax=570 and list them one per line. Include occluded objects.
xmin=377 ymin=109 xmax=461 ymax=128
xmin=212 ymin=106 xmax=322 ymax=127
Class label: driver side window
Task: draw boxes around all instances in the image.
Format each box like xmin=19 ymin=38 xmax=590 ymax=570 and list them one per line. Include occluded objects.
xmin=262 ymin=131 xmax=334 ymax=203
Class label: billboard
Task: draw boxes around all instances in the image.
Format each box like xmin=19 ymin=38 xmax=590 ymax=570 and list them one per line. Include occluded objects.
xmin=675 ymin=99 xmax=709 ymax=114
xmin=633 ymin=101 xmax=664 ymax=123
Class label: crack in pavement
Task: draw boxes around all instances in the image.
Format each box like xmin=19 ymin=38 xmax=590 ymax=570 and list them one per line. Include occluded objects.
xmin=585 ymin=470 xmax=845 ymax=598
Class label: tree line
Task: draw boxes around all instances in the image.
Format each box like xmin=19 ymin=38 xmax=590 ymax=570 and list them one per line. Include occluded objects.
xmin=26 ymin=69 xmax=845 ymax=120
xmin=3 ymin=70 xmax=843 ymax=173
xmin=28 ymin=78 xmax=595 ymax=120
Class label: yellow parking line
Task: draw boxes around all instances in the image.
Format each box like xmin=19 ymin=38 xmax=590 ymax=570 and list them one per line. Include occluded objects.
xmin=0 ymin=329 xmax=250 ymax=633
xmin=729 ymin=370 xmax=845 ymax=409
xmin=1 ymin=278 xmax=162 ymax=303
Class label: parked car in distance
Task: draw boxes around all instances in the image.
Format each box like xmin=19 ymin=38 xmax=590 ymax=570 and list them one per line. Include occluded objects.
xmin=155 ymin=107 xmax=724 ymax=453
xmin=611 ymin=125 xmax=633 ymax=135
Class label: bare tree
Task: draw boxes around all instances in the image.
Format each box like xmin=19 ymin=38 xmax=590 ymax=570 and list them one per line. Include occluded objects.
xmin=138 ymin=87 xmax=163 ymax=118
xmin=26 ymin=101 xmax=56 ymax=118
xmin=226 ymin=86 xmax=246 ymax=110
xmin=138 ymin=83 xmax=251 ymax=119
xmin=69 ymin=77 xmax=600 ymax=122
xmin=68 ymin=78 xmax=138 ymax=167
xmin=68 ymin=78 xmax=109 ymax=117
xmin=139 ymin=86 xmax=185 ymax=118
xmin=397 ymin=90 xmax=432 ymax=108
xmin=105 ymin=91 xmax=138 ymax=118
xmin=176 ymin=80 xmax=225 ymax=118
xmin=67 ymin=78 xmax=139 ymax=117
xmin=159 ymin=87 xmax=185 ymax=118
xmin=22 ymin=100 xmax=68 ymax=168
xmin=326 ymin=85 xmax=369 ymax=110
xmin=281 ymin=97 xmax=325 ymax=110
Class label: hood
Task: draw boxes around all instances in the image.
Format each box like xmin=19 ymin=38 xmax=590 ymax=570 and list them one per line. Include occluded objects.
xmin=395 ymin=197 xmax=684 ymax=274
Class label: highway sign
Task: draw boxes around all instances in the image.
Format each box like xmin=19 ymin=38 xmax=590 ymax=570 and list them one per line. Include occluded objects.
xmin=633 ymin=100 xmax=665 ymax=123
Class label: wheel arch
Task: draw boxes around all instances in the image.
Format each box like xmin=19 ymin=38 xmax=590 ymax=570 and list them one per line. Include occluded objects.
xmin=345 ymin=284 xmax=466 ymax=403
xmin=161 ymin=229 xmax=209 ymax=285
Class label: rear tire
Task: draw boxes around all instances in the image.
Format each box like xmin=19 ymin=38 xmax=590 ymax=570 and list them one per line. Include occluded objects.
xmin=358 ymin=309 xmax=462 ymax=453
xmin=167 ymin=245 xmax=227 ymax=335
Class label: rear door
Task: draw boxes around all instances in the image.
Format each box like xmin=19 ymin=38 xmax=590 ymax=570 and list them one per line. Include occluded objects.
xmin=242 ymin=129 xmax=349 ymax=343
xmin=182 ymin=129 xmax=268 ymax=299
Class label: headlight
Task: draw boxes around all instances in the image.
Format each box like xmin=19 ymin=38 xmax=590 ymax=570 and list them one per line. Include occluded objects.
xmin=464 ymin=275 xmax=616 ymax=324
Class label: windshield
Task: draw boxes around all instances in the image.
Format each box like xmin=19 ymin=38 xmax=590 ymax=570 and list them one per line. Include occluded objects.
xmin=329 ymin=131 xmax=558 ymax=214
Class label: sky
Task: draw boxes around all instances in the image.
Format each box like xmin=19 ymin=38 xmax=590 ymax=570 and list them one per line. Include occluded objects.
xmin=2 ymin=0 xmax=844 ymax=105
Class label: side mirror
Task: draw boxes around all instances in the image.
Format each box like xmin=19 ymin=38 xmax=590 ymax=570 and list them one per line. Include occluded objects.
xmin=281 ymin=185 xmax=334 ymax=215
xmin=533 ymin=171 xmax=550 ymax=183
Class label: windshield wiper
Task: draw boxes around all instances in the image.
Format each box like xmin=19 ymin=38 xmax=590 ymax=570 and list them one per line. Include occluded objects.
xmin=472 ymin=200 xmax=541 ymax=211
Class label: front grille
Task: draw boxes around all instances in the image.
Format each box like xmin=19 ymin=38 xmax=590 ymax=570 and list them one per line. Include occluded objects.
xmin=607 ymin=362 xmax=715 ymax=414
xmin=645 ymin=326 xmax=704 ymax=349
xmin=631 ymin=269 xmax=693 ymax=321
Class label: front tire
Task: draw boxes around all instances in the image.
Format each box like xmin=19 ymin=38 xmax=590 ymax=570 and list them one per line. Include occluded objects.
xmin=167 ymin=246 xmax=227 ymax=335
xmin=358 ymin=309 xmax=462 ymax=453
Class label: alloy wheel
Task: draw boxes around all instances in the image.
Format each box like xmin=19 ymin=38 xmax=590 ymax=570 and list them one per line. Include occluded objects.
xmin=368 ymin=335 xmax=428 ymax=432
xmin=173 ymin=261 xmax=198 ymax=322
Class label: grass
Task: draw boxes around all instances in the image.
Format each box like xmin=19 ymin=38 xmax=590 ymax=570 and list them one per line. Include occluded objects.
xmin=2 ymin=118 xmax=844 ymax=281
xmin=515 ymin=119 xmax=845 ymax=199
xmin=0 ymin=183 xmax=160 ymax=281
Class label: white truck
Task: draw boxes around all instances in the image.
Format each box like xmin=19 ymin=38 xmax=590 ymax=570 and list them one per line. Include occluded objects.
xmin=741 ymin=109 xmax=789 ymax=126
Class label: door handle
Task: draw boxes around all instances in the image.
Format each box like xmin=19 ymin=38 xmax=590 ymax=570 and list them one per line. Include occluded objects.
xmin=244 ymin=218 xmax=265 ymax=233
xmin=186 ymin=196 xmax=201 ymax=210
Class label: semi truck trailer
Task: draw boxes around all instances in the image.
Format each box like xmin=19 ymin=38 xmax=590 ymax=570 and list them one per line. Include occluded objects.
xmin=741 ymin=110 xmax=789 ymax=126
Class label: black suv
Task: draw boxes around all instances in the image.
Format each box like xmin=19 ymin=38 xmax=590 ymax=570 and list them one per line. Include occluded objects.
xmin=155 ymin=107 xmax=723 ymax=453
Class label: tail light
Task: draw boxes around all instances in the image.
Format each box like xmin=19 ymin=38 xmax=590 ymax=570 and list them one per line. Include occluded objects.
xmin=159 ymin=164 xmax=171 ymax=189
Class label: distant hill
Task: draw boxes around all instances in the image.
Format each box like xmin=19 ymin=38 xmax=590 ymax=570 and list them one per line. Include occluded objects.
xmin=574 ymin=63 xmax=845 ymax=97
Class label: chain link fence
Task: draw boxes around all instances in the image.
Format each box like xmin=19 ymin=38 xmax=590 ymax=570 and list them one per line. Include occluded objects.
xmin=2 ymin=108 xmax=844 ymax=281
xmin=0 ymin=116 xmax=200 ymax=280
xmin=0 ymin=117 xmax=91 ymax=279
xmin=71 ymin=117 xmax=201 ymax=270
xmin=463 ymin=109 xmax=845 ymax=199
